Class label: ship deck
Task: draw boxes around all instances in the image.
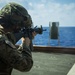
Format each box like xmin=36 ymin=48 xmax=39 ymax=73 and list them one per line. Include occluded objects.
xmin=12 ymin=46 xmax=75 ymax=75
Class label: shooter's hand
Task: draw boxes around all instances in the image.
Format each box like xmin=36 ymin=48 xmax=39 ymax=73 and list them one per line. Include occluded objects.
xmin=21 ymin=37 xmax=30 ymax=47
xmin=21 ymin=31 xmax=37 ymax=46
xmin=32 ymin=31 xmax=37 ymax=39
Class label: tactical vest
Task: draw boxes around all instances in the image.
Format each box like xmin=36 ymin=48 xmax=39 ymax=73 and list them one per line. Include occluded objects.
xmin=0 ymin=28 xmax=13 ymax=75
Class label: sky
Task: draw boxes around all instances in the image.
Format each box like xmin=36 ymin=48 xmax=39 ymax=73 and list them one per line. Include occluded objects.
xmin=0 ymin=0 xmax=75 ymax=27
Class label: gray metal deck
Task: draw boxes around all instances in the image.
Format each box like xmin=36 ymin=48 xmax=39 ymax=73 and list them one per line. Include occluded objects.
xmin=12 ymin=52 xmax=75 ymax=75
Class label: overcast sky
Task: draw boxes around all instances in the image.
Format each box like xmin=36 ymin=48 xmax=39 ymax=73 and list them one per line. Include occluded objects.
xmin=0 ymin=0 xmax=75 ymax=27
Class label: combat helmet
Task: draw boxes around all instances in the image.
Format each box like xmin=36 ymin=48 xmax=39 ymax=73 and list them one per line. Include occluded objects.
xmin=0 ymin=2 xmax=33 ymax=28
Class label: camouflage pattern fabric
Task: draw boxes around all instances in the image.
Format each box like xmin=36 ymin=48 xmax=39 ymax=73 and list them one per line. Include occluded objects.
xmin=0 ymin=2 xmax=33 ymax=28
xmin=0 ymin=27 xmax=33 ymax=75
xmin=0 ymin=2 xmax=28 ymax=17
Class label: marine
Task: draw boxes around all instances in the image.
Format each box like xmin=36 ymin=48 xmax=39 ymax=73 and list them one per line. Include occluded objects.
xmin=0 ymin=2 xmax=36 ymax=75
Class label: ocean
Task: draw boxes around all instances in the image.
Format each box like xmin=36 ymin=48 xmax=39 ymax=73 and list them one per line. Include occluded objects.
xmin=17 ymin=27 xmax=75 ymax=47
xmin=33 ymin=27 xmax=75 ymax=47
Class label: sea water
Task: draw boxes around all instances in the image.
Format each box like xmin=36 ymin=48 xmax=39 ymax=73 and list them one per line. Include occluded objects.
xmin=17 ymin=27 xmax=75 ymax=47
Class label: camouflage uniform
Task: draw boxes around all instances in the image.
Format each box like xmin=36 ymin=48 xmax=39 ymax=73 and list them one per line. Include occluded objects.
xmin=0 ymin=2 xmax=33 ymax=75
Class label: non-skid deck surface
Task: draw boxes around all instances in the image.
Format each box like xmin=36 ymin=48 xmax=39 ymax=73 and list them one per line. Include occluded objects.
xmin=12 ymin=52 xmax=75 ymax=75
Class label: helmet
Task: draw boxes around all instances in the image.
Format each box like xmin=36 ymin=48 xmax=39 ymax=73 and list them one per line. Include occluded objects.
xmin=0 ymin=2 xmax=33 ymax=28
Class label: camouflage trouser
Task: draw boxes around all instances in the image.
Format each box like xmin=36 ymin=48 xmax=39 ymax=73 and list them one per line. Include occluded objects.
xmin=0 ymin=68 xmax=11 ymax=75
xmin=0 ymin=69 xmax=12 ymax=75
xmin=0 ymin=58 xmax=12 ymax=75
xmin=0 ymin=73 xmax=9 ymax=75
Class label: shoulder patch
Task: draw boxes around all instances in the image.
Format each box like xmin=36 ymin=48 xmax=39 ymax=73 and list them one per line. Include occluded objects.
xmin=0 ymin=33 xmax=16 ymax=49
xmin=0 ymin=34 xmax=6 ymax=41
xmin=0 ymin=34 xmax=2 ymax=38
xmin=5 ymin=40 xmax=16 ymax=49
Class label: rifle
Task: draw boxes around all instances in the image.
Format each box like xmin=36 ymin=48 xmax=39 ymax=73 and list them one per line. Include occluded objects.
xmin=14 ymin=25 xmax=46 ymax=51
